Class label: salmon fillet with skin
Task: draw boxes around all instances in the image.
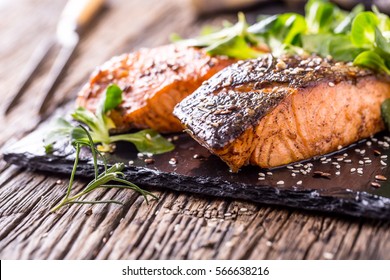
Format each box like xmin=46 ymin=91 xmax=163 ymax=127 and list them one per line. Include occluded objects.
xmin=76 ymin=44 xmax=233 ymax=133
xmin=174 ymin=54 xmax=390 ymax=172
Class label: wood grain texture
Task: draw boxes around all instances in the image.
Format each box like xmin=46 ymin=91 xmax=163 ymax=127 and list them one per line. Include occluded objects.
xmin=0 ymin=0 xmax=389 ymax=260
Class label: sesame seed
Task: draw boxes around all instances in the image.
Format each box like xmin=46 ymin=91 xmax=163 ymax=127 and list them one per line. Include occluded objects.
xmin=374 ymin=150 xmax=381 ymax=156
xmin=328 ymin=82 xmax=335 ymax=87
xmin=332 ymin=162 xmax=338 ymax=165
xmin=381 ymin=155 xmax=388 ymax=159
xmin=335 ymin=171 xmax=341 ymax=175
xmin=371 ymin=182 xmax=381 ymax=188
xmin=375 ymin=175 xmax=387 ymax=181
xmin=357 ymin=170 xmax=363 ymax=175
xmin=128 ymin=160 xmax=134 ymax=165
xmin=258 ymin=172 xmax=265 ymax=177
xmin=291 ymin=173 xmax=296 ymax=177
xmin=267 ymin=172 xmax=273 ymax=176
xmin=169 ymin=158 xmax=177 ymax=165
xmin=144 ymin=158 xmax=155 ymax=164
xmin=313 ymin=171 xmax=331 ymax=178
xmin=365 ymin=160 xmax=372 ymax=164
xmin=343 ymin=153 xmax=348 ymax=157
xmin=193 ymin=154 xmax=204 ymax=159
xmin=276 ymin=181 xmax=285 ymax=185
xmin=344 ymin=159 xmax=352 ymax=163
xmin=137 ymin=153 xmax=144 ymax=158
xmin=336 ymin=165 xmax=341 ymax=169
xmin=292 ymin=170 xmax=300 ymax=173
xmin=350 ymin=168 xmax=356 ymax=173
xmin=56 ymin=180 xmax=62 ymax=184
xmin=360 ymin=150 xmax=366 ymax=154
xmin=320 ymin=157 xmax=327 ymax=161
xmin=381 ymin=160 xmax=387 ymax=166
xmin=355 ymin=149 xmax=361 ymax=153
xmin=240 ymin=208 xmax=248 ymax=212
xmin=337 ymin=158 xmax=344 ymax=162
xmin=287 ymin=166 xmax=294 ymax=170
xmin=323 ymin=252 xmax=334 ymax=260
xmin=296 ymin=180 xmax=303 ymax=185
xmin=359 ymin=160 xmax=364 ymax=165
xmin=366 ymin=141 xmax=372 ymax=146
xmin=258 ymin=177 xmax=265 ymax=180
xmin=337 ymin=145 xmax=343 ymax=150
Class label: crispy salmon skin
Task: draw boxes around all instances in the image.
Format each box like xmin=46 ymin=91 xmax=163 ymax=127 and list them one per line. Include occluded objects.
xmin=174 ymin=54 xmax=390 ymax=172
xmin=76 ymin=44 xmax=233 ymax=133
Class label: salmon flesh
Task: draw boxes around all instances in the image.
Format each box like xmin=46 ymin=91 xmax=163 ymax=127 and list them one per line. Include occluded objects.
xmin=76 ymin=44 xmax=233 ymax=133
xmin=174 ymin=54 xmax=390 ymax=172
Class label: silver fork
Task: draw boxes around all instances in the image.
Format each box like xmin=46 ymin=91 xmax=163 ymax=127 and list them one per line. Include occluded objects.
xmin=3 ymin=0 xmax=105 ymax=117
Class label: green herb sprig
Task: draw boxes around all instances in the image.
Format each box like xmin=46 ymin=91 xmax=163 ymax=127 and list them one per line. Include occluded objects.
xmin=174 ymin=12 xmax=267 ymax=59
xmin=50 ymin=125 xmax=158 ymax=213
xmin=44 ymin=84 xmax=174 ymax=154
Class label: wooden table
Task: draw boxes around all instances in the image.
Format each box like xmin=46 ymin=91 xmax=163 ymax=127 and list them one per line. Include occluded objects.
xmin=1 ymin=0 xmax=389 ymax=260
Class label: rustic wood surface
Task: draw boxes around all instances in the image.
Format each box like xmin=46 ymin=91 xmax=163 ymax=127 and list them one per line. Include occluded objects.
xmin=0 ymin=0 xmax=389 ymax=260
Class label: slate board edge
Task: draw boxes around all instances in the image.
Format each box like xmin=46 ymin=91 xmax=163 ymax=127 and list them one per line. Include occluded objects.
xmin=3 ymin=150 xmax=390 ymax=221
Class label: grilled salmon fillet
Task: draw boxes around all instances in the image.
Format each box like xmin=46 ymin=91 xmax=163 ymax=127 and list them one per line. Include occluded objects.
xmin=174 ymin=54 xmax=390 ymax=172
xmin=76 ymin=44 xmax=233 ymax=133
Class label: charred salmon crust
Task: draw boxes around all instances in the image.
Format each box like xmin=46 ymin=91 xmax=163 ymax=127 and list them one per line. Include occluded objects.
xmin=174 ymin=54 xmax=390 ymax=171
xmin=76 ymin=44 xmax=233 ymax=133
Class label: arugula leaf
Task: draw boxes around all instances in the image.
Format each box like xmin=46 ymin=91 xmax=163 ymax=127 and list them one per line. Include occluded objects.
xmin=328 ymin=35 xmax=365 ymax=61
xmin=46 ymin=84 xmax=174 ymax=154
xmin=375 ymin=27 xmax=390 ymax=58
xmin=206 ymin=35 xmax=263 ymax=59
xmin=334 ymin=4 xmax=364 ymax=34
xmin=351 ymin=12 xmax=379 ymax=48
xmin=176 ymin=12 xmax=266 ymax=59
xmin=100 ymin=84 xmax=123 ymax=114
xmin=110 ymin=129 xmax=174 ymax=154
xmin=71 ymin=107 xmax=101 ymax=132
xmin=305 ymin=0 xmax=335 ymax=33
xmin=301 ymin=33 xmax=333 ymax=57
xmin=353 ymin=50 xmax=390 ymax=75
xmin=372 ymin=5 xmax=390 ymax=32
xmin=43 ymin=118 xmax=74 ymax=152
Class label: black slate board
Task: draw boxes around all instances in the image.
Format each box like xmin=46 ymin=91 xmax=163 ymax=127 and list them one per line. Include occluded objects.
xmin=2 ymin=121 xmax=390 ymax=221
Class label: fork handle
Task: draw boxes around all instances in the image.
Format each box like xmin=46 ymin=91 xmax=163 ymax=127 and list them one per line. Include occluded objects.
xmin=59 ymin=0 xmax=105 ymax=32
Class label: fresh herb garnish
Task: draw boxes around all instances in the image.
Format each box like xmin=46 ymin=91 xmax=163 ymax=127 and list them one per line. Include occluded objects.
xmin=44 ymin=84 xmax=174 ymax=154
xmin=175 ymin=12 xmax=268 ymax=59
xmin=175 ymin=0 xmax=390 ymax=74
xmin=50 ymin=125 xmax=157 ymax=212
